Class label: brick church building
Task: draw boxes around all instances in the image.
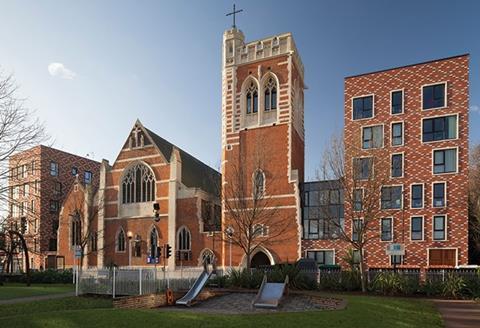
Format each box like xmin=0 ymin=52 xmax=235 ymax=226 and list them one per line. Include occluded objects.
xmin=53 ymin=27 xmax=471 ymax=271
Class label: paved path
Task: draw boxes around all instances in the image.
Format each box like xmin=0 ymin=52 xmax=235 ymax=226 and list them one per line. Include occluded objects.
xmin=433 ymin=299 xmax=480 ymax=328
xmin=0 ymin=292 xmax=75 ymax=305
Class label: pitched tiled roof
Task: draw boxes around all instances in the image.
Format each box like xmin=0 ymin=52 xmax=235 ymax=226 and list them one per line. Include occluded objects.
xmin=145 ymin=128 xmax=220 ymax=195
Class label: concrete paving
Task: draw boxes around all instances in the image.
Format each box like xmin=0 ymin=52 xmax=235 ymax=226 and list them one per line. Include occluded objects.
xmin=433 ymin=299 xmax=480 ymax=328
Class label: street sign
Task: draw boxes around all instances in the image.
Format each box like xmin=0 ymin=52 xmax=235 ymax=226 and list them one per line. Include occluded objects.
xmin=147 ymin=256 xmax=159 ymax=264
xmin=386 ymin=243 xmax=405 ymax=256
xmin=74 ymin=246 xmax=82 ymax=258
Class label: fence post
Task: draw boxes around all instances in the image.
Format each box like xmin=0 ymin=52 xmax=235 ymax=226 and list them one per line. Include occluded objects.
xmin=139 ymin=268 xmax=142 ymax=295
xmin=112 ymin=267 xmax=116 ymax=299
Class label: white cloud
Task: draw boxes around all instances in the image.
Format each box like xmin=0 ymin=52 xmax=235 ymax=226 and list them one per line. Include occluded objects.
xmin=470 ymin=105 xmax=480 ymax=114
xmin=48 ymin=62 xmax=76 ymax=80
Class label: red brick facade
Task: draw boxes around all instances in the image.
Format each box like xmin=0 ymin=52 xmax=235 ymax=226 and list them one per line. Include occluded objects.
xmin=8 ymin=145 xmax=100 ymax=269
xmin=302 ymin=55 xmax=470 ymax=270
xmin=220 ymin=29 xmax=305 ymax=267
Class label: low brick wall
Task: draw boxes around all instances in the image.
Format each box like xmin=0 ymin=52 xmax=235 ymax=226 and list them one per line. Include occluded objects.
xmin=113 ymin=288 xmax=228 ymax=309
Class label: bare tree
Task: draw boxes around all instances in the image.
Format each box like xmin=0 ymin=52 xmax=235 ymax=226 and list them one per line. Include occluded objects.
xmin=319 ymin=132 xmax=391 ymax=292
xmin=221 ymin=140 xmax=294 ymax=271
xmin=469 ymin=143 xmax=480 ymax=263
xmin=0 ymin=68 xmax=48 ymax=283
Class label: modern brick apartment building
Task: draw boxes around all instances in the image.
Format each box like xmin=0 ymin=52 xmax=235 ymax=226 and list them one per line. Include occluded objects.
xmin=301 ymin=54 xmax=470 ymax=270
xmin=8 ymin=145 xmax=100 ymax=270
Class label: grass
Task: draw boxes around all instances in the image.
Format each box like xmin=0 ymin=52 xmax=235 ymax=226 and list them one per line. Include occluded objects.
xmin=0 ymin=283 xmax=74 ymax=300
xmin=0 ymin=293 xmax=443 ymax=328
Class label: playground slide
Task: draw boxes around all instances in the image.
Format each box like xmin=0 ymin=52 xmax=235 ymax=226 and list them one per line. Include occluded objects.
xmin=175 ymin=269 xmax=212 ymax=306
xmin=252 ymin=275 xmax=289 ymax=309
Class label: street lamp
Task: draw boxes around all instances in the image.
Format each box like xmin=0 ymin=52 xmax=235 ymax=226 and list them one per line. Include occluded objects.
xmin=225 ymin=226 xmax=234 ymax=270
xmin=127 ymin=231 xmax=133 ymax=267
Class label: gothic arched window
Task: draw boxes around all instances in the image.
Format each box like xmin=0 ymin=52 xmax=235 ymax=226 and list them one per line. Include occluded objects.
xmin=253 ymin=170 xmax=265 ymax=199
xmin=245 ymin=82 xmax=258 ymax=114
xmin=121 ymin=163 xmax=156 ymax=204
xmin=149 ymin=227 xmax=158 ymax=257
xmin=264 ymin=77 xmax=277 ymax=111
xmin=177 ymin=226 xmax=191 ymax=251
xmin=70 ymin=213 xmax=81 ymax=246
xmin=116 ymin=228 xmax=126 ymax=252
xmin=200 ymin=249 xmax=214 ymax=265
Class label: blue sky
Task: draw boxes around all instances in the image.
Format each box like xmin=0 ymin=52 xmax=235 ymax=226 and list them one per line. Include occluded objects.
xmin=0 ymin=0 xmax=478 ymax=180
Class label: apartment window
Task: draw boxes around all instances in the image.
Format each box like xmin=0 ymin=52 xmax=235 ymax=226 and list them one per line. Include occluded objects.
xmin=353 ymin=189 xmax=363 ymax=211
xmin=306 ymin=250 xmax=335 ymax=266
xmin=433 ymin=148 xmax=457 ymax=174
xmin=381 ymin=218 xmax=393 ymax=241
xmin=362 ymin=125 xmax=383 ymax=149
xmin=423 ymin=83 xmax=446 ymax=110
xmin=48 ymin=238 xmax=57 ymax=251
xmin=433 ymin=215 xmax=446 ymax=241
xmin=411 ymin=184 xmax=423 ymax=208
xmin=411 ymin=216 xmax=423 ymax=241
xmin=31 ymin=199 xmax=35 ymax=214
xmin=50 ymin=162 xmax=59 ymax=176
xmin=391 ymin=122 xmax=403 ymax=146
xmin=381 ymin=186 xmax=402 ymax=209
xmin=391 ymin=90 xmax=403 ymax=114
xmin=423 ymin=115 xmax=457 ymax=142
xmin=53 ymin=182 xmax=62 ymax=196
xmin=353 ymin=157 xmax=373 ymax=180
xmin=353 ymin=95 xmax=373 ymax=120
xmin=352 ymin=219 xmax=362 ymax=242
xmin=49 ymin=200 xmax=59 ymax=213
xmin=71 ymin=167 xmax=78 ymax=176
xmin=84 ymin=171 xmax=93 ymax=184
xmin=433 ymin=182 xmax=446 ymax=207
xmin=391 ymin=154 xmax=403 ymax=178
xmin=391 ymin=255 xmax=403 ymax=265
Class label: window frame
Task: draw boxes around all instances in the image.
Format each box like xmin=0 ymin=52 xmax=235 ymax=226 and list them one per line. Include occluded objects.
xmin=352 ymin=156 xmax=374 ymax=181
xmin=353 ymin=188 xmax=364 ymax=212
xmin=421 ymin=113 xmax=459 ymax=143
xmin=390 ymin=121 xmax=404 ymax=147
xmin=432 ymin=147 xmax=458 ymax=175
xmin=352 ymin=218 xmax=363 ymax=242
xmin=390 ymin=152 xmax=404 ymax=178
xmin=351 ymin=94 xmax=375 ymax=121
xmin=380 ymin=185 xmax=403 ymax=210
xmin=361 ymin=124 xmax=384 ymax=149
xmin=410 ymin=183 xmax=424 ymax=209
xmin=380 ymin=217 xmax=393 ymax=242
xmin=390 ymin=89 xmax=404 ymax=115
xmin=432 ymin=215 xmax=447 ymax=241
xmin=116 ymin=228 xmax=126 ymax=253
xmin=410 ymin=216 xmax=424 ymax=241
xmin=305 ymin=249 xmax=336 ymax=266
xmin=432 ymin=181 xmax=447 ymax=208
xmin=84 ymin=171 xmax=93 ymax=184
xmin=50 ymin=161 xmax=59 ymax=176
xmin=421 ymin=82 xmax=448 ymax=111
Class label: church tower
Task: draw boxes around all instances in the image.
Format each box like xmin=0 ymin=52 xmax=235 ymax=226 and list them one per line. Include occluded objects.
xmin=221 ymin=26 xmax=305 ymax=268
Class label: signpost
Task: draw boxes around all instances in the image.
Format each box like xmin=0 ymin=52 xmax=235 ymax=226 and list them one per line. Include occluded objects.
xmin=74 ymin=245 xmax=82 ymax=296
xmin=386 ymin=243 xmax=405 ymax=272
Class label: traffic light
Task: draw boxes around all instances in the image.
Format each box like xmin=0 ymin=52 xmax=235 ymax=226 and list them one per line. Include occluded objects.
xmin=154 ymin=246 xmax=162 ymax=259
xmin=165 ymin=244 xmax=172 ymax=259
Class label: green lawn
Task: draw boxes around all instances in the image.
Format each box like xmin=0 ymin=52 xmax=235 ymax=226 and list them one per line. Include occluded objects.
xmin=0 ymin=293 xmax=443 ymax=328
xmin=0 ymin=283 xmax=73 ymax=300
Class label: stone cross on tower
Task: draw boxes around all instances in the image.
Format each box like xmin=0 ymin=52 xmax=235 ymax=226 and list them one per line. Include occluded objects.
xmin=226 ymin=4 xmax=243 ymax=29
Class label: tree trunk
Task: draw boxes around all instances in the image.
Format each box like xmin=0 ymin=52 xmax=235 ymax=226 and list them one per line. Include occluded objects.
xmin=359 ymin=252 xmax=367 ymax=293
xmin=246 ymin=253 xmax=251 ymax=271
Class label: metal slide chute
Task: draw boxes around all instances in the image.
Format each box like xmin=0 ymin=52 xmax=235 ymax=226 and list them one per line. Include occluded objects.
xmin=252 ymin=274 xmax=289 ymax=308
xmin=175 ymin=262 xmax=213 ymax=306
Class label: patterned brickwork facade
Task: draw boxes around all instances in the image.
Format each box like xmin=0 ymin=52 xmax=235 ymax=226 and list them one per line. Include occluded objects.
xmin=302 ymin=55 xmax=470 ymax=269
xmin=8 ymin=145 xmax=100 ymax=269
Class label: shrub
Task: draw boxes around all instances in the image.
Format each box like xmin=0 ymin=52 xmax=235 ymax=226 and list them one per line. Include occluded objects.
xmin=441 ymin=273 xmax=466 ymax=299
xmin=370 ymin=272 xmax=419 ymax=296
xmin=3 ymin=269 xmax=73 ymax=284
xmin=227 ymin=268 xmax=263 ymax=289
xmin=318 ymin=270 xmax=361 ymax=291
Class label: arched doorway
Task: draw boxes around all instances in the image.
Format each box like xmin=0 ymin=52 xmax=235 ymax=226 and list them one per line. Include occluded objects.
xmin=250 ymin=251 xmax=271 ymax=268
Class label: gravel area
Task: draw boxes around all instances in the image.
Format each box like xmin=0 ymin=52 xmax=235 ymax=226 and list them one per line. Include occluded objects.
xmin=161 ymin=292 xmax=345 ymax=314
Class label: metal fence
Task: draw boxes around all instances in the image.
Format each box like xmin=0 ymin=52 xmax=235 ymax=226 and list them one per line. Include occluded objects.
xmin=426 ymin=268 xmax=480 ymax=283
xmin=78 ymin=266 xmax=213 ymax=297
xmin=367 ymin=268 xmax=421 ymax=283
